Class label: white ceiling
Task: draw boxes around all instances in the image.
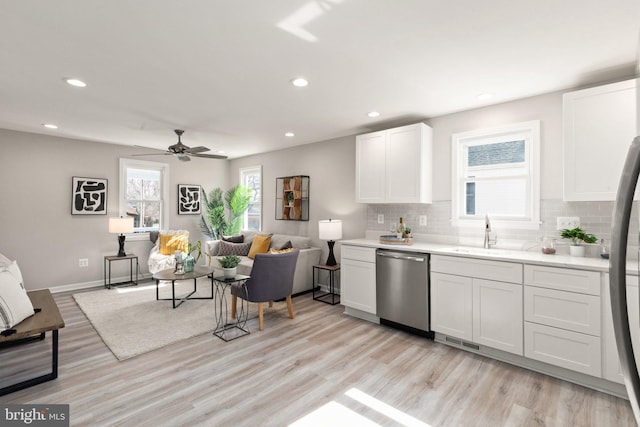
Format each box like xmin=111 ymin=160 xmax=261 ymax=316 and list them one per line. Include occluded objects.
xmin=1 ymin=0 xmax=639 ymax=159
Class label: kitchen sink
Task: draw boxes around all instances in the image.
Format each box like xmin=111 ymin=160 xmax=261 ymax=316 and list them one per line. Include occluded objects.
xmin=441 ymin=247 xmax=514 ymax=256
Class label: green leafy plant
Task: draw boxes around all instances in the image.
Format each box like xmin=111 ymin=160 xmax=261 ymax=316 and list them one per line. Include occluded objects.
xmin=560 ymin=227 xmax=598 ymax=246
xmin=188 ymin=240 xmax=202 ymax=262
xmin=200 ymin=185 xmax=251 ymax=239
xmin=218 ymin=255 xmax=241 ymax=269
xmin=286 ymin=191 xmax=295 ymax=205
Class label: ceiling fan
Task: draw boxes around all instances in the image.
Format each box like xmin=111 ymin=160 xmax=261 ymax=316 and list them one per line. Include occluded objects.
xmin=133 ymin=129 xmax=227 ymax=161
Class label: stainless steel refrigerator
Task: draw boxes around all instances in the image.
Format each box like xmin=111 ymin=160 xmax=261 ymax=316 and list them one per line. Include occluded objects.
xmin=610 ymin=52 xmax=640 ymax=422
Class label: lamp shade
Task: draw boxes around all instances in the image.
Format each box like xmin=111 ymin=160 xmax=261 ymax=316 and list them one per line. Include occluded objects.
xmin=319 ymin=219 xmax=342 ymax=241
xmin=109 ymin=217 xmax=134 ymax=234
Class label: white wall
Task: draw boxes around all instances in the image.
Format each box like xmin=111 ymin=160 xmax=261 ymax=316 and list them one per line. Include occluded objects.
xmin=0 ymin=129 xmax=227 ymax=290
xmin=430 ymin=90 xmax=564 ymax=201
xmin=229 ymin=135 xmax=367 ymax=264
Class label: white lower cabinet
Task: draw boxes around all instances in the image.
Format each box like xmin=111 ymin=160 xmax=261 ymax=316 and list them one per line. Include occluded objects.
xmin=431 ymin=272 xmax=473 ymax=341
xmin=341 ymin=246 xmax=376 ymax=314
xmin=603 ymin=274 xmax=640 ymax=384
xmin=524 ymin=322 xmax=601 ymax=376
xmin=431 ymin=256 xmax=523 ymax=355
xmin=473 ymin=278 xmax=523 ymax=355
xmin=523 ymin=265 xmax=602 ymax=377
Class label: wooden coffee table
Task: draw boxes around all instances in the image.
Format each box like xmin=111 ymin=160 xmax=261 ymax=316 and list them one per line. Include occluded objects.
xmin=153 ymin=265 xmax=214 ymax=308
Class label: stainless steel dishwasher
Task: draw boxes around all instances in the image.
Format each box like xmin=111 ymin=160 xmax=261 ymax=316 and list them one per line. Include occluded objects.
xmin=376 ymin=249 xmax=431 ymax=336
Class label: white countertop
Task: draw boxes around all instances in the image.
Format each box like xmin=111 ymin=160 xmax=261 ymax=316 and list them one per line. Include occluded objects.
xmin=340 ymin=238 xmax=639 ymax=276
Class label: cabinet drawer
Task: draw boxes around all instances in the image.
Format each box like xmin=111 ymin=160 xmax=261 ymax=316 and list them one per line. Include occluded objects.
xmin=524 ymin=286 xmax=600 ymax=336
xmin=524 ymin=265 xmax=600 ymax=295
xmin=431 ymin=255 xmax=522 ymax=284
xmin=342 ymin=245 xmax=376 ymax=263
xmin=524 ymin=322 xmax=601 ymax=377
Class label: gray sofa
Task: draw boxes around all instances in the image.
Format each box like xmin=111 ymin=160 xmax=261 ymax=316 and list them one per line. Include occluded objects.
xmin=204 ymin=231 xmax=322 ymax=296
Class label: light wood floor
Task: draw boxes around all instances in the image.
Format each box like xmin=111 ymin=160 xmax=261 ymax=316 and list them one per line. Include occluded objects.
xmin=0 ymin=290 xmax=637 ymax=427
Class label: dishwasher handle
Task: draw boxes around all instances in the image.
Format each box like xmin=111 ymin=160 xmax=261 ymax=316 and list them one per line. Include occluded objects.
xmin=377 ymin=251 xmax=426 ymax=262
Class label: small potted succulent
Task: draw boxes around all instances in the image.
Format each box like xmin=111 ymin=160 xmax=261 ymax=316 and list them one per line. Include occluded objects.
xmin=402 ymin=227 xmax=412 ymax=238
xmin=560 ymin=227 xmax=598 ymax=257
xmin=218 ymin=255 xmax=241 ymax=278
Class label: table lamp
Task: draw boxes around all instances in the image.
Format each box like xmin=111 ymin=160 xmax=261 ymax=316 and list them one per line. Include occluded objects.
xmin=319 ymin=219 xmax=342 ymax=266
xmin=109 ymin=217 xmax=134 ymax=257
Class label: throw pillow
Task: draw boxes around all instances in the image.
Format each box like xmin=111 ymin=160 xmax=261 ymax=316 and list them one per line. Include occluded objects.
xmin=248 ymin=234 xmax=272 ymax=259
xmin=277 ymin=240 xmax=293 ymax=250
xmin=0 ymin=262 xmax=35 ymax=331
xmin=217 ymin=241 xmax=252 ymax=256
xmin=269 ymin=247 xmax=294 ymax=254
xmin=222 ymin=235 xmax=244 ymax=243
xmin=159 ymin=232 xmax=189 ymax=255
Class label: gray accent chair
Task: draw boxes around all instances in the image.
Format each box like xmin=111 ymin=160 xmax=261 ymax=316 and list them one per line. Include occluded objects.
xmin=231 ymin=249 xmax=299 ymax=331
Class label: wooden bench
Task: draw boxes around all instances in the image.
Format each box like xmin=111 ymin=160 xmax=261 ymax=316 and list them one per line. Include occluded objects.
xmin=0 ymin=289 xmax=65 ymax=396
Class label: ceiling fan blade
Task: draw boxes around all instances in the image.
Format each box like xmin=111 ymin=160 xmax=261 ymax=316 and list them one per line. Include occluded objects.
xmin=131 ymin=152 xmax=172 ymax=157
xmin=133 ymin=144 xmax=168 ymax=152
xmin=184 ymin=146 xmax=210 ymax=154
xmin=191 ymin=153 xmax=228 ymax=160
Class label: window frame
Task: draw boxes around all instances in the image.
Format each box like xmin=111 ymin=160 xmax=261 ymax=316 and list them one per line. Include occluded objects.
xmin=451 ymin=120 xmax=540 ymax=229
xmin=240 ymin=165 xmax=262 ymax=231
xmin=119 ymin=158 xmax=170 ymax=240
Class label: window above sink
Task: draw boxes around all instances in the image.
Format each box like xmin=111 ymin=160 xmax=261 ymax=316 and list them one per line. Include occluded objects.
xmin=451 ymin=120 xmax=541 ymax=230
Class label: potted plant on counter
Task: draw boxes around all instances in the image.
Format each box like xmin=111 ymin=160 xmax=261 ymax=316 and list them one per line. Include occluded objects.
xmin=560 ymin=227 xmax=598 ymax=257
xmin=218 ymin=255 xmax=241 ymax=279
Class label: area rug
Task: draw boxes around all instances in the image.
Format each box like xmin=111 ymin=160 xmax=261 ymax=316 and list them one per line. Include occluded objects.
xmin=73 ymin=279 xmax=223 ymax=360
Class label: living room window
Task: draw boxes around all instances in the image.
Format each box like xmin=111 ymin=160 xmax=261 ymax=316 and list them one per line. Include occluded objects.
xmin=451 ymin=120 xmax=540 ymax=229
xmin=119 ymin=159 xmax=169 ymax=237
xmin=240 ymin=165 xmax=262 ymax=231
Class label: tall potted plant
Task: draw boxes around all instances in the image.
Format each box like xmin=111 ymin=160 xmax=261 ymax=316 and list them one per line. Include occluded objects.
xmin=200 ymin=185 xmax=251 ymax=239
xmin=560 ymin=227 xmax=597 ymax=257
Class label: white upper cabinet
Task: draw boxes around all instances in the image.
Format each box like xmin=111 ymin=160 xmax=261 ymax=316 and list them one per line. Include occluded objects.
xmin=356 ymin=122 xmax=433 ymax=203
xmin=563 ymin=78 xmax=637 ymax=201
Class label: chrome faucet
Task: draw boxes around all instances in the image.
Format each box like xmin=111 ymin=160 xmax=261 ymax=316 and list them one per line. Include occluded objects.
xmin=483 ymin=214 xmax=496 ymax=249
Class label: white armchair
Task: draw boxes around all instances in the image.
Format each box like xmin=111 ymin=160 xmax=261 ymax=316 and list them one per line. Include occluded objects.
xmin=147 ymin=230 xmax=189 ymax=274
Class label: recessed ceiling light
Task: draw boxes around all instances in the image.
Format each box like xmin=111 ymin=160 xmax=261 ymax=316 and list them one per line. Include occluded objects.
xmin=285 ymin=132 xmax=295 ymax=137
xmin=216 ymin=150 xmax=225 ymax=154
xmin=367 ymin=111 xmax=380 ymax=118
xmin=42 ymin=123 xmax=58 ymax=129
xmin=65 ymin=78 xmax=87 ymax=88
xmin=477 ymin=93 xmax=493 ymax=101
xmin=291 ymin=78 xmax=309 ymax=87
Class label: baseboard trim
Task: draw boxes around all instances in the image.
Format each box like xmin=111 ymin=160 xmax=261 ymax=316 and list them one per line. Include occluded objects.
xmin=43 ymin=274 xmax=153 ymax=294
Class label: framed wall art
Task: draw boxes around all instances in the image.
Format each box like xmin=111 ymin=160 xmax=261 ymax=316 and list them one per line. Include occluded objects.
xmin=72 ymin=177 xmax=108 ymax=215
xmin=178 ymin=184 xmax=201 ymax=215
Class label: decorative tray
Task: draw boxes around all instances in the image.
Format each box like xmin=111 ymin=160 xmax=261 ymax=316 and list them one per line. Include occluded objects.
xmin=379 ymin=235 xmax=413 ymax=245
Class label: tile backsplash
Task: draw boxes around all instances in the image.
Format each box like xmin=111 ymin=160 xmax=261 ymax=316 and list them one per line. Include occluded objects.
xmin=367 ymin=199 xmax=639 ymax=257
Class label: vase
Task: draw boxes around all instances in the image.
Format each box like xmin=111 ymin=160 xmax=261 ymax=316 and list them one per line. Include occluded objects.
xmin=569 ymin=245 xmax=585 ymax=257
xmin=223 ymin=267 xmax=237 ymax=279
xmin=184 ymin=254 xmax=195 ymax=273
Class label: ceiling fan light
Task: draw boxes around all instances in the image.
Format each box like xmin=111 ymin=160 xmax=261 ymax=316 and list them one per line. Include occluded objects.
xmin=291 ymin=77 xmax=309 ymax=87
xmin=65 ymin=78 xmax=87 ymax=88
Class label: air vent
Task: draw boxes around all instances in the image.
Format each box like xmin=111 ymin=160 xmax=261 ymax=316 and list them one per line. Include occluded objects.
xmin=462 ymin=341 xmax=480 ymax=351
xmin=445 ymin=336 xmax=462 ymax=345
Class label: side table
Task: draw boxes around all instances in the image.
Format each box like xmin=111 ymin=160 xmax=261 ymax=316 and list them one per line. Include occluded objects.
xmin=313 ymin=264 xmax=340 ymax=305
xmin=104 ymin=254 xmax=138 ymax=289
xmin=212 ymin=275 xmax=251 ymax=341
